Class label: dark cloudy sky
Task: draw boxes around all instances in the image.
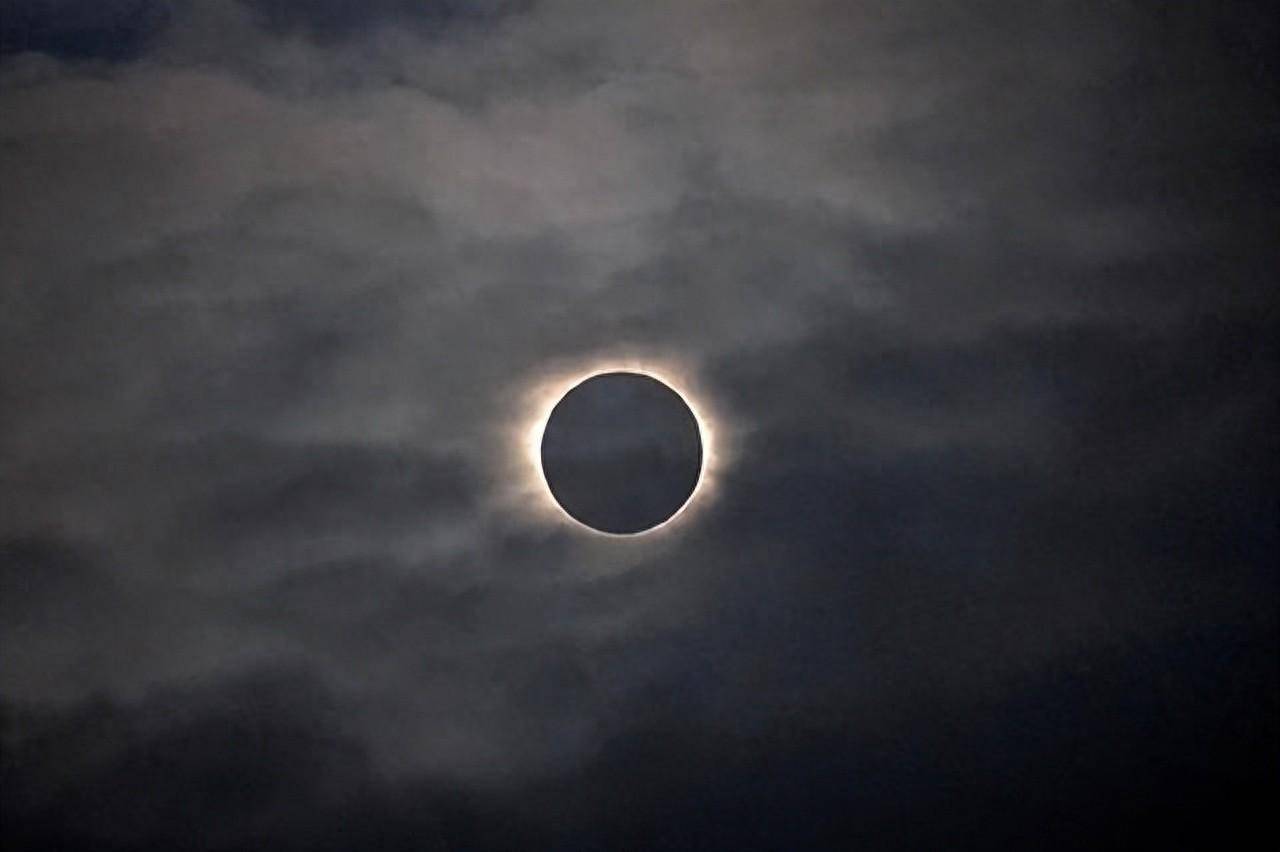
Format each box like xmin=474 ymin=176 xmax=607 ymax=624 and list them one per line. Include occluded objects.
xmin=2 ymin=2 xmax=1277 ymax=849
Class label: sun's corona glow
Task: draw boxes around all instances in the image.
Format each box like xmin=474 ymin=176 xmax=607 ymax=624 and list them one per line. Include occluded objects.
xmin=514 ymin=357 xmax=723 ymax=537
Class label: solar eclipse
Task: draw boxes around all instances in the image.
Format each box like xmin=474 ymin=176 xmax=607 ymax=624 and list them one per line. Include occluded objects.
xmin=528 ymin=368 xmax=711 ymax=536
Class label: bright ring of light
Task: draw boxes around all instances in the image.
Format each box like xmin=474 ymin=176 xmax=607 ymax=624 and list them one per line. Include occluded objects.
xmin=522 ymin=361 xmax=717 ymax=536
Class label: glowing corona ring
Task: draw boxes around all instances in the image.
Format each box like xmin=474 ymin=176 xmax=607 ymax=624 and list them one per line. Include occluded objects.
xmin=517 ymin=358 xmax=721 ymax=537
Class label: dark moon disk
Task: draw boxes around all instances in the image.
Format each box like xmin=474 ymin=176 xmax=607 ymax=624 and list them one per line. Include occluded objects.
xmin=540 ymin=372 xmax=703 ymax=534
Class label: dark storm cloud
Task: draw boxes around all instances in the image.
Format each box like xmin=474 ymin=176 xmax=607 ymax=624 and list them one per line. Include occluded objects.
xmin=1 ymin=0 xmax=1276 ymax=848
xmin=240 ymin=0 xmax=532 ymax=43
xmin=2 ymin=668 xmax=372 ymax=849
xmin=5 ymin=631 xmax=1273 ymax=850
xmin=0 ymin=0 xmax=172 ymax=62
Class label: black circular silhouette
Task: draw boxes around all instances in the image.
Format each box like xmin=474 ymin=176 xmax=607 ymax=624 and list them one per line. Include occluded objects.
xmin=540 ymin=372 xmax=702 ymax=534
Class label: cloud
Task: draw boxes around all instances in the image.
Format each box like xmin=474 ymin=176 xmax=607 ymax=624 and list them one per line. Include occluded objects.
xmin=0 ymin=0 xmax=172 ymax=62
xmin=2 ymin=667 xmax=373 ymax=849
xmin=4 ymin=627 xmax=1274 ymax=850
xmin=1 ymin=1 xmax=1276 ymax=848
xmin=239 ymin=0 xmax=532 ymax=43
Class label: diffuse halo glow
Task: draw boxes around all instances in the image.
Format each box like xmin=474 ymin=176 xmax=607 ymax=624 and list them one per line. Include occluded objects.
xmin=514 ymin=356 xmax=724 ymax=537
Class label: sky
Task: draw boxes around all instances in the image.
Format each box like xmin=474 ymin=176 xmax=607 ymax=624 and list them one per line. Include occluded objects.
xmin=1 ymin=1 xmax=1277 ymax=849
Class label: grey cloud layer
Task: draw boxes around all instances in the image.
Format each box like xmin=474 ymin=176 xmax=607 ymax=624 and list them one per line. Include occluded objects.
xmin=2 ymin=1 xmax=1276 ymax=848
